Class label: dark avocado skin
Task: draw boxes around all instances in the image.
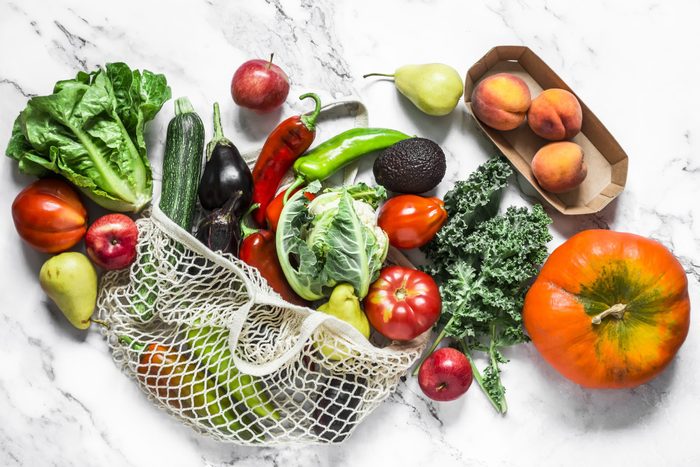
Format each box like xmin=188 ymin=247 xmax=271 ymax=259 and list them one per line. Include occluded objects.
xmin=373 ymin=137 xmax=446 ymax=193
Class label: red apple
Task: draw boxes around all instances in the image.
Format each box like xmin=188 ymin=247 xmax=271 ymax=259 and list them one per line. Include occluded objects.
xmin=85 ymin=214 xmax=138 ymax=270
xmin=418 ymin=347 xmax=473 ymax=402
xmin=231 ymin=54 xmax=290 ymax=112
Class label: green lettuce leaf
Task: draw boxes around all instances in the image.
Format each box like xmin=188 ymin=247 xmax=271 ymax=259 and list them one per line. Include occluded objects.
xmin=5 ymin=63 xmax=170 ymax=212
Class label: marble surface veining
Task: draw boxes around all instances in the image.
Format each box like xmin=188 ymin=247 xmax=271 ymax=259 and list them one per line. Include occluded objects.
xmin=1 ymin=0 xmax=699 ymax=466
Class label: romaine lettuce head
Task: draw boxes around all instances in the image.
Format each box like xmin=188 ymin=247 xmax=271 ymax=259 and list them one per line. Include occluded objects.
xmin=5 ymin=63 xmax=170 ymax=212
xmin=276 ymin=182 xmax=388 ymax=301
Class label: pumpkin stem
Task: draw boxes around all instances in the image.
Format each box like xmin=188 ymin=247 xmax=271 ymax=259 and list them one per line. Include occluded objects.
xmin=591 ymin=303 xmax=627 ymax=325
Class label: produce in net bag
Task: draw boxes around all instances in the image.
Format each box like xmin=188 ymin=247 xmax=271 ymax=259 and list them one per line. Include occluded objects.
xmin=96 ymin=100 xmax=431 ymax=445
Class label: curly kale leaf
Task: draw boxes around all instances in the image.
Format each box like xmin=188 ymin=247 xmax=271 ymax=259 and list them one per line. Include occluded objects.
xmin=421 ymin=163 xmax=552 ymax=413
xmin=423 ymin=157 xmax=512 ymax=280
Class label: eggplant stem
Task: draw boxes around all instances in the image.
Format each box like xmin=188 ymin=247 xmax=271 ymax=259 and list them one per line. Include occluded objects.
xmin=212 ymin=102 xmax=225 ymax=141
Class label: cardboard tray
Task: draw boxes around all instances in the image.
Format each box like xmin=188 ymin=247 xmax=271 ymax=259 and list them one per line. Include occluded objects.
xmin=464 ymin=46 xmax=628 ymax=215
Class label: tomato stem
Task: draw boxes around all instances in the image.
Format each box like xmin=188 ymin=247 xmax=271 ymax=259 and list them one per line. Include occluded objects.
xmin=591 ymin=303 xmax=627 ymax=325
xmin=394 ymin=287 xmax=407 ymax=301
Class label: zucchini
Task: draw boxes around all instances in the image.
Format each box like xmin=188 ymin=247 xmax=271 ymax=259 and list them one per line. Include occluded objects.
xmin=132 ymin=98 xmax=204 ymax=320
xmin=159 ymin=97 xmax=205 ymax=230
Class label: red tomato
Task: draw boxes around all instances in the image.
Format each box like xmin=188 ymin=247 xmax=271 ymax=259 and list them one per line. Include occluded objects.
xmin=378 ymin=195 xmax=447 ymax=249
xmin=364 ymin=266 xmax=441 ymax=341
xmin=12 ymin=178 xmax=87 ymax=253
xmin=265 ymin=187 xmax=315 ymax=232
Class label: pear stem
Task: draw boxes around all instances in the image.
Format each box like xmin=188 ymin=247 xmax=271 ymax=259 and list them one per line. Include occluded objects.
xmin=362 ymin=72 xmax=395 ymax=79
xmin=90 ymin=318 xmax=110 ymax=330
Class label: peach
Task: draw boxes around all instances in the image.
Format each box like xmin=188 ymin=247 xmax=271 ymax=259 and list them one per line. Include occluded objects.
xmin=531 ymin=142 xmax=587 ymax=193
xmin=471 ymin=73 xmax=531 ymax=131
xmin=527 ymin=88 xmax=582 ymax=140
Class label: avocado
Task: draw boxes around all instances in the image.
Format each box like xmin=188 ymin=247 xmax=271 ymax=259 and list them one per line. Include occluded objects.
xmin=373 ymin=137 xmax=446 ymax=193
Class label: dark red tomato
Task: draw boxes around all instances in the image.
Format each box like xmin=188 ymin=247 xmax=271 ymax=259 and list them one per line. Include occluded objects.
xmin=12 ymin=179 xmax=87 ymax=253
xmin=265 ymin=187 xmax=315 ymax=232
xmin=378 ymin=195 xmax=447 ymax=249
xmin=364 ymin=266 xmax=441 ymax=341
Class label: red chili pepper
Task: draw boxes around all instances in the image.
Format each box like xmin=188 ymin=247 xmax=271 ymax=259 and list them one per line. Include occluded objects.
xmin=265 ymin=187 xmax=316 ymax=232
xmin=240 ymin=221 xmax=308 ymax=306
xmin=251 ymin=93 xmax=322 ymax=226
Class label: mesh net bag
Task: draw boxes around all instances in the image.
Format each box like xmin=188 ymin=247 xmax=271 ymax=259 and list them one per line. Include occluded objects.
xmin=95 ymin=100 xmax=430 ymax=445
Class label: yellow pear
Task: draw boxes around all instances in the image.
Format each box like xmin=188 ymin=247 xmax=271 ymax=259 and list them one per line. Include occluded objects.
xmin=364 ymin=63 xmax=464 ymax=116
xmin=39 ymin=252 xmax=97 ymax=330
xmin=317 ymin=284 xmax=370 ymax=360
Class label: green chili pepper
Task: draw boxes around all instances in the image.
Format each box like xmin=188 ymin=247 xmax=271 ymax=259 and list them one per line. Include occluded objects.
xmin=124 ymin=336 xmax=262 ymax=441
xmin=285 ymin=128 xmax=410 ymax=198
xmin=186 ymin=326 xmax=280 ymax=421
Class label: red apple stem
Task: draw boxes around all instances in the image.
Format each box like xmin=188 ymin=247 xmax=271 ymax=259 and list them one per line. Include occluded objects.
xmin=362 ymin=72 xmax=395 ymax=79
xmin=268 ymin=53 xmax=274 ymax=69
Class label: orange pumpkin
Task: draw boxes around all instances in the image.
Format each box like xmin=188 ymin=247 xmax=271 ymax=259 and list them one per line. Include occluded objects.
xmin=523 ymin=230 xmax=690 ymax=388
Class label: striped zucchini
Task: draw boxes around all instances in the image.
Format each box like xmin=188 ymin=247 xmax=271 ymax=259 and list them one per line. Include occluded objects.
xmin=159 ymin=97 xmax=205 ymax=230
xmin=133 ymin=97 xmax=204 ymax=319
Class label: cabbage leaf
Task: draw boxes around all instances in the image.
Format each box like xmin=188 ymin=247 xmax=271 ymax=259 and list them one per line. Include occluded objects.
xmin=276 ymin=182 xmax=388 ymax=301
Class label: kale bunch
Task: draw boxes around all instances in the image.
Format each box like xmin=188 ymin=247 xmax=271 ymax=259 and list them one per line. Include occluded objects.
xmin=420 ymin=158 xmax=552 ymax=413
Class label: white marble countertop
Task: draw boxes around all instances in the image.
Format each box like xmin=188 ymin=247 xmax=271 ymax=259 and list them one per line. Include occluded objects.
xmin=1 ymin=0 xmax=698 ymax=466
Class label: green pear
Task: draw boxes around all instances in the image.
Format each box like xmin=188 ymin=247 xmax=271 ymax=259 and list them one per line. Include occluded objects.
xmin=40 ymin=252 xmax=97 ymax=330
xmin=364 ymin=63 xmax=464 ymax=116
xmin=317 ymin=284 xmax=370 ymax=360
